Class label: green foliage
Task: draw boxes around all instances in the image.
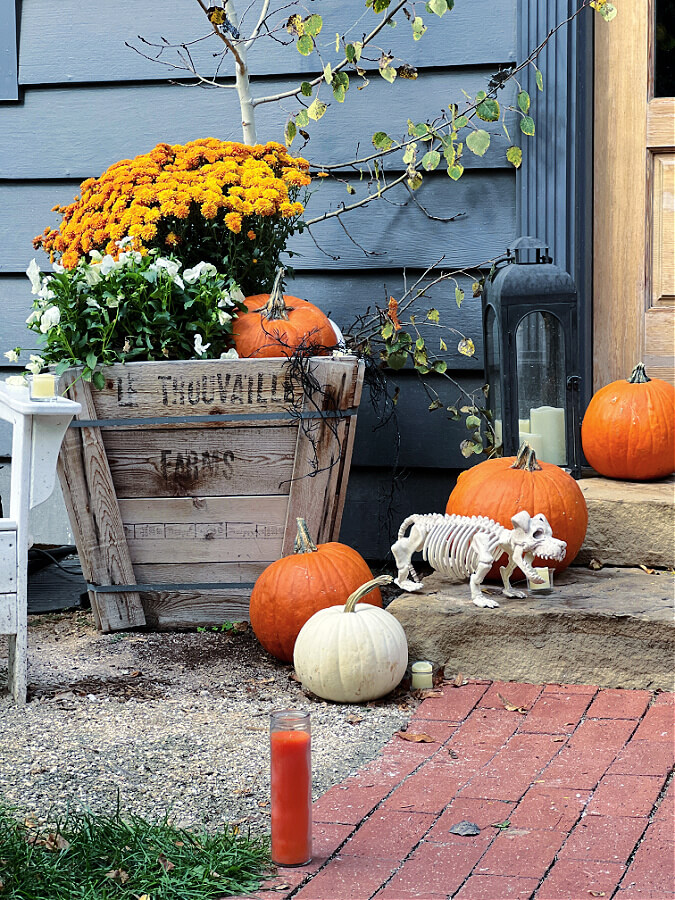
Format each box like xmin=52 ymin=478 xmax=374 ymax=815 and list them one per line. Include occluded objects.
xmin=519 ymin=115 xmax=536 ymax=136
xmin=0 ymin=804 xmax=269 ymax=900
xmin=466 ymin=129 xmax=490 ymax=157
xmin=506 ymin=145 xmax=523 ymax=168
xmin=22 ymin=249 xmax=247 ymax=381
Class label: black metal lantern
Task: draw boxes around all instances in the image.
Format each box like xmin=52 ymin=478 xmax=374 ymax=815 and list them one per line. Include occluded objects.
xmin=482 ymin=236 xmax=582 ymax=477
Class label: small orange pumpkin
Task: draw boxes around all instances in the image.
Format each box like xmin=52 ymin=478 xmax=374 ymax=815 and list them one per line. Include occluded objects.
xmin=446 ymin=443 xmax=588 ymax=579
xmin=233 ymin=267 xmax=336 ymax=358
xmin=249 ymin=518 xmax=382 ymax=662
xmin=581 ymin=362 xmax=675 ymax=481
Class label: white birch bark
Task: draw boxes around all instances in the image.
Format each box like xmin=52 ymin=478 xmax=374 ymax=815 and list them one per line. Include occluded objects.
xmin=225 ymin=0 xmax=257 ymax=144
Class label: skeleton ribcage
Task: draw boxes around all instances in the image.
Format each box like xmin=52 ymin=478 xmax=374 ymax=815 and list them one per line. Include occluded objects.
xmin=422 ymin=514 xmax=502 ymax=579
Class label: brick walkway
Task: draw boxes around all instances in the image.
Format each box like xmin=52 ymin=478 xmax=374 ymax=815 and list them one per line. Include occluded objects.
xmin=239 ymin=682 xmax=674 ymax=900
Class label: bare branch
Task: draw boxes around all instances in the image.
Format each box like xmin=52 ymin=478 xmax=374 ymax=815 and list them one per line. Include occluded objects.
xmin=193 ymin=0 xmax=246 ymax=71
xmin=303 ymin=172 xmax=408 ymax=227
xmin=245 ymin=0 xmax=271 ymax=47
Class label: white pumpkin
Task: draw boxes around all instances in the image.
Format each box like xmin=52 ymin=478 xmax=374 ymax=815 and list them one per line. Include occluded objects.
xmin=293 ymin=575 xmax=408 ymax=703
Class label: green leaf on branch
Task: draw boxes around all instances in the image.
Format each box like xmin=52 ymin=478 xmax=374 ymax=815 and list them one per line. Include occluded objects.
xmin=284 ymin=119 xmax=297 ymax=146
xmin=535 ymin=69 xmax=544 ymax=91
xmin=323 ymin=63 xmax=333 ymax=84
xmin=433 ymin=360 xmax=447 ymax=374
xmin=296 ymin=109 xmax=309 ymax=127
xmin=476 ymin=97 xmax=500 ymax=122
xmin=387 ymin=350 xmax=408 ymax=370
xmin=506 ymin=145 xmax=522 ymax=168
xmin=407 ymin=169 xmax=423 ymax=190
xmin=372 ymin=131 xmax=394 ymax=150
xmin=346 ymin=42 xmax=362 ymax=62
xmin=472 ymin=280 xmax=482 ymax=297
xmin=402 ymin=142 xmax=417 ymax=164
xmin=297 ymin=35 xmax=314 ymax=55
xmin=381 ymin=322 xmax=394 ymax=339
xmin=415 ymin=336 xmax=425 ymax=350
xmin=455 ymin=286 xmax=465 ymax=307
xmin=421 ymin=149 xmax=441 ymax=171
xmin=439 ymin=338 xmax=447 ymax=351
xmin=517 ymin=90 xmax=531 ymax=113
xmin=520 ymin=115 xmax=535 ymax=136
xmin=466 ymin=414 xmax=481 ymax=428
xmin=426 ymin=308 xmax=440 ymax=323
xmin=466 ymin=129 xmax=490 ymax=157
xmin=428 ymin=0 xmax=449 ymax=16
xmin=86 ymin=352 xmax=98 ymax=370
xmin=429 ymin=398 xmax=444 ymax=410
xmin=412 ymin=16 xmax=426 ymax=39
xmin=373 ymin=0 xmax=391 ymax=11
xmin=454 ymin=115 xmax=468 ymax=129
xmin=380 ymin=64 xmax=397 ymax=83
xmin=300 ymin=81 xmax=313 ymax=97
xmin=409 ymin=122 xmax=429 ymax=137
xmin=458 ymin=337 xmax=475 ymax=356
xmin=448 ymin=163 xmax=464 ymax=181
xmin=92 ymin=371 xmax=106 ymax=390
xmin=460 ymin=439 xmax=478 ymax=458
xmin=307 ymin=97 xmax=327 ymax=120
xmin=303 ymin=14 xmax=323 ymax=36
xmin=332 ymin=72 xmax=349 ymax=102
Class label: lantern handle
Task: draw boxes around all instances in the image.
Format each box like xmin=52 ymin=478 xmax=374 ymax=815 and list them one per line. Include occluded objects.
xmin=507 ymin=235 xmax=552 ymax=265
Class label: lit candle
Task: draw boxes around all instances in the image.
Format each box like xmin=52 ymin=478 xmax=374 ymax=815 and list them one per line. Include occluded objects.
xmin=270 ymin=710 xmax=312 ymax=867
xmin=528 ymin=567 xmax=553 ymax=592
xmin=520 ymin=431 xmax=545 ymax=459
xmin=519 ymin=417 xmax=531 ymax=433
xmin=411 ymin=661 xmax=433 ymax=690
xmin=529 ymin=406 xmax=566 ymax=465
xmin=30 ymin=373 xmax=56 ymax=401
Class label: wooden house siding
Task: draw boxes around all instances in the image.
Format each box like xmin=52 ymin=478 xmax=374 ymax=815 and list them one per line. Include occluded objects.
xmin=0 ymin=0 xmax=519 ymax=556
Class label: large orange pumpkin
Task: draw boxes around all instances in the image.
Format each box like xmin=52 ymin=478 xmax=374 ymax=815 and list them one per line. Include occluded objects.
xmin=446 ymin=443 xmax=588 ymax=580
xmin=249 ymin=518 xmax=382 ymax=662
xmin=233 ymin=268 xmax=336 ymax=358
xmin=581 ymin=362 xmax=675 ymax=481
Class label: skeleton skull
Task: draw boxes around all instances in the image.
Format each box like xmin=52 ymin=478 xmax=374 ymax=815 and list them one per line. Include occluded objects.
xmin=509 ymin=511 xmax=567 ymax=584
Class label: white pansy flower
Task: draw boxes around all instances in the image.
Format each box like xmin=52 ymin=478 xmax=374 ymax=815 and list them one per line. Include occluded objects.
xmin=106 ymin=295 xmax=120 ymax=309
xmin=84 ymin=266 xmax=103 ymax=286
xmin=116 ymin=236 xmax=134 ymax=248
xmin=26 ymin=259 xmax=42 ymax=295
xmin=52 ymin=261 xmax=65 ymax=274
xmin=194 ymin=333 xmax=211 ymax=356
xmin=174 ymin=274 xmax=185 ymax=290
xmin=155 ymin=258 xmax=181 ymax=279
xmin=89 ymin=250 xmax=103 ymax=263
xmin=217 ymin=309 xmax=232 ymax=326
xmin=118 ymin=250 xmax=142 ymax=267
xmin=219 ymin=348 xmax=239 ymax=360
xmin=4 ymin=349 xmax=20 ymax=363
xmin=230 ymin=285 xmax=245 ymax=305
xmin=26 ymin=309 xmax=42 ymax=326
xmin=39 ymin=306 xmax=61 ymax=333
xmin=37 ymin=283 xmax=55 ymax=302
xmin=218 ymin=291 xmax=234 ymax=309
xmin=86 ymin=296 xmax=101 ymax=308
xmin=100 ymin=255 xmax=118 ymax=276
xmin=183 ymin=261 xmax=218 ymax=284
xmin=26 ymin=355 xmax=45 ymax=375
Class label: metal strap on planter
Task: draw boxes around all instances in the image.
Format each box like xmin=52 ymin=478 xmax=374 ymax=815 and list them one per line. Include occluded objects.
xmin=70 ymin=409 xmax=358 ymax=428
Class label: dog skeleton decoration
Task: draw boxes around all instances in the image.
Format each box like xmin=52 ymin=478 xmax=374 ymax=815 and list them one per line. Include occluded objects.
xmin=392 ymin=511 xmax=566 ymax=608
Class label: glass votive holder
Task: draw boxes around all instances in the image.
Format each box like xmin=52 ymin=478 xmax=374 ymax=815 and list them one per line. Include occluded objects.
xmin=411 ymin=661 xmax=434 ymax=690
xmin=270 ymin=710 xmax=312 ymax=867
xmin=28 ymin=373 xmax=57 ymax=401
xmin=528 ymin=567 xmax=553 ymax=593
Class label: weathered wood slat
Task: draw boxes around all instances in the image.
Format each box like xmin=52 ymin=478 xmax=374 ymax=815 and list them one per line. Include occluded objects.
xmin=134 ymin=561 xmax=268 ymax=584
xmin=18 ymin=0 xmax=516 ymax=85
xmin=118 ymin=495 xmax=288 ymax=525
xmin=127 ymin=531 xmax=283 ymax=565
xmin=103 ymin=425 xmax=297 ymax=498
xmin=56 ymin=373 xmax=146 ymax=631
xmin=0 ymin=72 xmax=515 ymax=179
xmin=140 ymin=589 xmax=251 ymax=629
xmin=0 ymin=173 xmax=516 ymax=273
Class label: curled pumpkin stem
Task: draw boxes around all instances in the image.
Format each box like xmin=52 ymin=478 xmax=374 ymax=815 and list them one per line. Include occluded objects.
xmin=294 ymin=517 xmax=318 ymax=554
xmin=628 ymin=362 xmax=650 ymax=384
xmin=512 ymin=442 xmax=542 ymax=472
xmin=343 ymin=575 xmax=393 ymax=613
xmin=262 ymin=267 xmax=290 ymax=321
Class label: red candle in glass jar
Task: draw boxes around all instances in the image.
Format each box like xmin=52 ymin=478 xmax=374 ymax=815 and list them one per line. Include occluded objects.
xmin=270 ymin=710 xmax=312 ymax=867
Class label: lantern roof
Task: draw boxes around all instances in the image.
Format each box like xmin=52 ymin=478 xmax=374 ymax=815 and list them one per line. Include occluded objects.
xmin=486 ymin=236 xmax=577 ymax=305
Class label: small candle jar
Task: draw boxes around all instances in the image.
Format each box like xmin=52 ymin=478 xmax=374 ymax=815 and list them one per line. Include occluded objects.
xmin=270 ymin=709 xmax=312 ymax=867
xmin=28 ymin=373 xmax=57 ymax=401
xmin=411 ymin=661 xmax=434 ymax=690
xmin=528 ymin=567 xmax=553 ymax=593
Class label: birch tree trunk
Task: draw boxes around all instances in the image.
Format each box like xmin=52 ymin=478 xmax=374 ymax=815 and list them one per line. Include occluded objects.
xmin=225 ymin=0 xmax=257 ymax=144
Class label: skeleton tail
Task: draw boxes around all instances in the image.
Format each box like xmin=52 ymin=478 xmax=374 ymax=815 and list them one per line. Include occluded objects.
xmin=396 ymin=514 xmax=421 ymax=541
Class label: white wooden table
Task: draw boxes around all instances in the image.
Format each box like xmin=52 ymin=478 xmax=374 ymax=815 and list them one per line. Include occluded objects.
xmin=0 ymin=383 xmax=81 ymax=704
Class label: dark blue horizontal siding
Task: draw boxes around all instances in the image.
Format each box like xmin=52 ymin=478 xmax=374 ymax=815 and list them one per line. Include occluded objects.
xmin=18 ymin=0 xmax=516 ymax=84
xmin=0 ymin=71 xmax=516 ymax=179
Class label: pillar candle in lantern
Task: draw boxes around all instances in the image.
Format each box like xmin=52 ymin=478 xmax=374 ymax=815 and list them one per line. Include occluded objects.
xmin=530 ymin=406 xmax=566 ymax=465
xmin=520 ymin=431 xmax=545 ymax=460
xmin=270 ymin=710 xmax=312 ymax=867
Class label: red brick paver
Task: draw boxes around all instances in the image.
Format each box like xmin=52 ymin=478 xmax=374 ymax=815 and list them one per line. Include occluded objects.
xmin=246 ymin=683 xmax=674 ymax=900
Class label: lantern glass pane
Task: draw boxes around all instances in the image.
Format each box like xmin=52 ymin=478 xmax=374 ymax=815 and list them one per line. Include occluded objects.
xmin=485 ymin=305 xmax=502 ymax=447
xmin=515 ymin=311 xmax=567 ymax=465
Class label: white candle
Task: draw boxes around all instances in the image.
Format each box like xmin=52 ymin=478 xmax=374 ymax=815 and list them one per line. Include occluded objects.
xmin=519 ymin=418 xmax=531 ymax=433
xmin=494 ymin=419 xmax=502 ymax=445
xmin=528 ymin=567 xmax=553 ymax=592
xmin=30 ymin=373 xmax=56 ymax=400
xmin=520 ymin=431 xmax=545 ymax=459
xmin=411 ymin=661 xmax=433 ymax=690
xmin=529 ymin=406 xmax=566 ymax=465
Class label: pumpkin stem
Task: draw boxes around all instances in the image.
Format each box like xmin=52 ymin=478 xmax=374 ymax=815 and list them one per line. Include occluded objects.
xmin=343 ymin=575 xmax=393 ymax=614
xmin=294 ymin=517 xmax=318 ymax=554
xmin=262 ymin=267 xmax=290 ymax=322
xmin=628 ymin=362 xmax=650 ymax=384
xmin=511 ymin=441 xmax=542 ymax=472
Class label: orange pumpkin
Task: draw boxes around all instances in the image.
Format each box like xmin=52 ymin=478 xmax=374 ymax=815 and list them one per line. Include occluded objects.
xmin=249 ymin=518 xmax=382 ymax=662
xmin=581 ymin=362 xmax=675 ymax=481
xmin=233 ymin=268 xmax=336 ymax=358
xmin=446 ymin=443 xmax=588 ymax=579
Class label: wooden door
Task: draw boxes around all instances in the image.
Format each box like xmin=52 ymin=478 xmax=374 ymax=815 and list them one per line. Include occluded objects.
xmin=594 ymin=0 xmax=675 ymax=387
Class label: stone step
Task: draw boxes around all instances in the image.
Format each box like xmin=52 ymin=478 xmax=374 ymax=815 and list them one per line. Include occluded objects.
xmin=576 ymin=475 xmax=674 ymax=569
xmin=388 ymin=567 xmax=675 ymax=691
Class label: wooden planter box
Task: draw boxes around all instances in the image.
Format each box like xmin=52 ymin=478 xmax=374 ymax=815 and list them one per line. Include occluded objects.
xmin=57 ymin=357 xmax=364 ymax=632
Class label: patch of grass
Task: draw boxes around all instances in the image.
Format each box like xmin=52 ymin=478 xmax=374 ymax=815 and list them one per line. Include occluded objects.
xmin=0 ymin=804 xmax=270 ymax=899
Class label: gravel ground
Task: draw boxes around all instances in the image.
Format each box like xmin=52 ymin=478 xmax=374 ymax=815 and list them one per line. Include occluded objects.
xmin=0 ymin=610 xmax=417 ymax=833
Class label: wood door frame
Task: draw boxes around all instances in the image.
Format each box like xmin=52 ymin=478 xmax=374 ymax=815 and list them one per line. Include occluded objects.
xmin=594 ymin=0 xmax=675 ymax=388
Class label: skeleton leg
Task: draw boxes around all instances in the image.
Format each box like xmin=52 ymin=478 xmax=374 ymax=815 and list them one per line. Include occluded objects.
xmin=392 ymin=523 xmax=426 ymax=591
xmin=499 ymin=556 xmax=528 ymax=599
xmin=469 ymin=533 xmax=500 ymax=608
